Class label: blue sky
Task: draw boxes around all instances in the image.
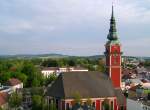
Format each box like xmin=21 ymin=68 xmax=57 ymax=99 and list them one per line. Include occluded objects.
xmin=0 ymin=0 xmax=150 ymax=56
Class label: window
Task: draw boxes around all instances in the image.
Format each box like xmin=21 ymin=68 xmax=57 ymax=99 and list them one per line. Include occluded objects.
xmin=120 ymin=106 xmax=124 ymax=110
xmin=101 ymin=101 xmax=105 ymax=110
xmin=102 ymin=100 xmax=110 ymax=110
xmin=66 ymin=103 xmax=70 ymax=110
xmin=111 ymin=101 xmax=113 ymax=110
xmin=56 ymin=99 xmax=59 ymax=109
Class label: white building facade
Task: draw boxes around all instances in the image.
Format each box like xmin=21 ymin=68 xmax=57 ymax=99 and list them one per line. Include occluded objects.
xmin=41 ymin=67 xmax=88 ymax=77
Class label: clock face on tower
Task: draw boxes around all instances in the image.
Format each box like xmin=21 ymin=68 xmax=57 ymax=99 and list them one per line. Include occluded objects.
xmin=112 ymin=45 xmax=120 ymax=53
xmin=113 ymin=53 xmax=118 ymax=65
xmin=111 ymin=45 xmax=120 ymax=65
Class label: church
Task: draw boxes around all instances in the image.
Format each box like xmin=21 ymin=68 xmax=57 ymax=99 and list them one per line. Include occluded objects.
xmin=46 ymin=6 xmax=127 ymax=110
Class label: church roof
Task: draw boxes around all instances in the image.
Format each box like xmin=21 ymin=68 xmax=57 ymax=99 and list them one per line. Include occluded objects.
xmin=114 ymin=88 xmax=126 ymax=106
xmin=46 ymin=71 xmax=125 ymax=105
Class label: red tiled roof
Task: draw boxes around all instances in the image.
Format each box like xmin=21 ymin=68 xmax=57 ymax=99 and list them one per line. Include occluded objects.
xmin=0 ymin=92 xmax=8 ymax=106
xmin=7 ymin=78 xmax=22 ymax=86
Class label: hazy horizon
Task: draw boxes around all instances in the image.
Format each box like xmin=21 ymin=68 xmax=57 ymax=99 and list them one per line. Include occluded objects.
xmin=0 ymin=53 xmax=150 ymax=58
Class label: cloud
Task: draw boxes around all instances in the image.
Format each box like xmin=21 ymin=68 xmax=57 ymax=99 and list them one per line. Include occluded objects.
xmin=0 ymin=0 xmax=150 ymax=56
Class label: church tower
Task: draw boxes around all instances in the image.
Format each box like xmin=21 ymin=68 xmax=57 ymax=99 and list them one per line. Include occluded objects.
xmin=105 ymin=5 xmax=122 ymax=88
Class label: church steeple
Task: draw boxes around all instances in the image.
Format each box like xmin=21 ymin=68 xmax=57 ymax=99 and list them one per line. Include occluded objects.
xmin=107 ymin=5 xmax=118 ymax=41
xmin=105 ymin=5 xmax=122 ymax=88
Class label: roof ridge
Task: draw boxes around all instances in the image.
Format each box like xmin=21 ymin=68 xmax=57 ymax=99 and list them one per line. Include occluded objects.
xmin=61 ymin=74 xmax=66 ymax=99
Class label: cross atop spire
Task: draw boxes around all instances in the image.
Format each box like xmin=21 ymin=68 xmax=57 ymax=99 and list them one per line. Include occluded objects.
xmin=107 ymin=4 xmax=118 ymax=41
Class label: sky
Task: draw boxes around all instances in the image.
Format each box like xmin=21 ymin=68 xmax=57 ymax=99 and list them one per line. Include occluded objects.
xmin=0 ymin=0 xmax=150 ymax=56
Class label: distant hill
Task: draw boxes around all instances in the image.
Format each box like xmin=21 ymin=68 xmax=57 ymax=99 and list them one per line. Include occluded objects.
xmin=0 ymin=54 xmax=149 ymax=60
xmin=0 ymin=54 xmax=69 ymax=59
xmin=87 ymin=55 xmax=104 ymax=60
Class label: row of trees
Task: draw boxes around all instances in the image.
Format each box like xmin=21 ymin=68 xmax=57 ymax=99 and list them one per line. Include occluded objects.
xmin=0 ymin=59 xmax=44 ymax=87
xmin=8 ymin=89 xmax=57 ymax=110
xmin=8 ymin=92 xmax=22 ymax=110
xmin=41 ymin=57 xmax=105 ymax=72
xmin=143 ymin=60 xmax=150 ymax=67
xmin=0 ymin=57 xmax=105 ymax=88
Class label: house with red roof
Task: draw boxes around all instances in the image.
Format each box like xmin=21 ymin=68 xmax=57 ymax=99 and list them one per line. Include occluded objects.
xmin=6 ymin=78 xmax=23 ymax=92
xmin=0 ymin=92 xmax=8 ymax=109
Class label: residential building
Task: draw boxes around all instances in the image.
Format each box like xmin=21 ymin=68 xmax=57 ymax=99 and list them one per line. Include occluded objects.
xmin=0 ymin=85 xmax=13 ymax=95
xmin=41 ymin=67 xmax=88 ymax=77
xmin=0 ymin=92 xmax=8 ymax=110
xmin=41 ymin=67 xmax=59 ymax=77
xmin=6 ymin=78 xmax=23 ymax=92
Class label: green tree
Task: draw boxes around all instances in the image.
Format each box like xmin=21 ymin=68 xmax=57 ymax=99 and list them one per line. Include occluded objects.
xmin=21 ymin=62 xmax=44 ymax=87
xmin=68 ymin=59 xmax=76 ymax=66
xmin=49 ymin=101 xmax=57 ymax=110
xmin=31 ymin=87 xmax=44 ymax=96
xmin=17 ymin=73 xmax=27 ymax=86
xmin=144 ymin=60 xmax=150 ymax=67
xmin=97 ymin=59 xmax=105 ymax=72
xmin=58 ymin=58 xmax=68 ymax=67
xmin=32 ymin=95 xmax=43 ymax=110
xmin=42 ymin=59 xmax=59 ymax=67
xmin=0 ymin=107 xmax=3 ymax=110
xmin=31 ymin=78 xmax=41 ymax=87
xmin=103 ymin=99 xmax=110 ymax=110
xmin=21 ymin=63 xmax=36 ymax=76
xmin=9 ymin=92 xmax=22 ymax=110
xmin=73 ymin=91 xmax=81 ymax=104
xmin=42 ymin=102 xmax=49 ymax=110
xmin=0 ymin=72 xmax=11 ymax=84
xmin=45 ymin=74 xmax=57 ymax=86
